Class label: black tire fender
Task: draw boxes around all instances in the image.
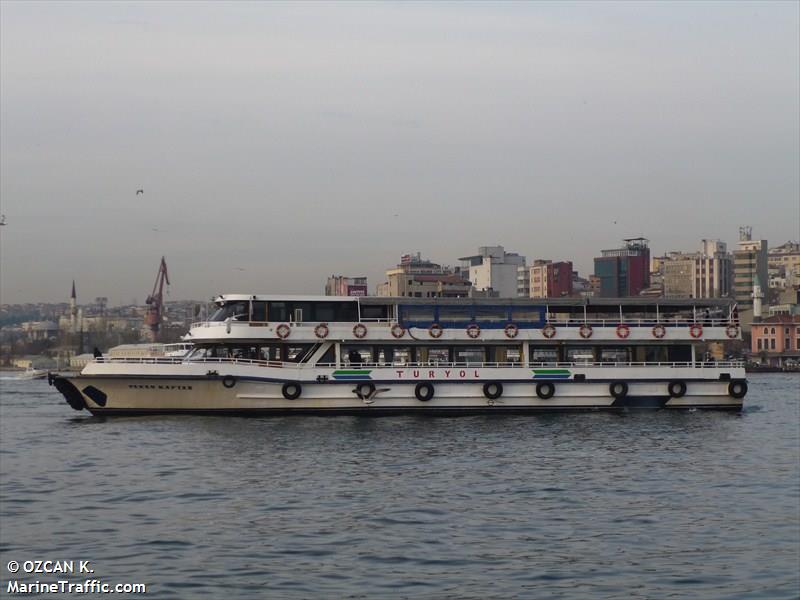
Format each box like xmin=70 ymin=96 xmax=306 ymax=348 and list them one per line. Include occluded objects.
xmin=668 ymin=381 xmax=687 ymax=398
xmin=728 ymin=380 xmax=747 ymax=399
xmin=610 ymin=381 xmax=629 ymax=399
xmin=222 ymin=375 xmax=237 ymax=389
xmin=282 ymin=382 xmax=302 ymax=400
xmin=355 ymin=382 xmax=376 ymax=398
xmin=536 ymin=382 xmax=555 ymax=400
xmin=415 ymin=382 xmax=434 ymax=402
xmin=483 ymin=382 xmax=503 ymax=400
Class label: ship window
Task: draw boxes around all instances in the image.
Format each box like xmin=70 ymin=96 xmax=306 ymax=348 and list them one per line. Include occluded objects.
xmin=374 ymin=346 xmax=414 ymax=365
xmin=438 ymin=306 xmax=473 ymax=323
xmin=473 ymin=305 xmax=509 ymax=322
xmin=400 ymin=305 xmax=436 ymax=323
xmin=268 ymin=302 xmax=289 ymax=322
xmin=511 ymin=306 xmax=542 ymax=323
xmin=259 ymin=346 xmax=281 ymax=361
xmin=210 ymin=301 xmax=250 ymax=321
xmin=285 ymin=344 xmax=314 ymax=362
xmin=342 ymin=346 xmax=373 ymax=365
xmin=600 ymin=348 xmax=630 ymax=364
xmin=493 ymin=346 xmax=521 ymax=363
xmin=317 ymin=345 xmax=335 ymax=365
xmin=454 ymin=347 xmax=485 ymax=365
xmin=566 ymin=347 xmax=594 ymax=363
xmin=530 ymin=347 xmax=558 ymax=363
xmin=419 ymin=347 xmax=450 ymax=364
xmin=252 ymin=301 xmax=267 ymax=322
xmin=361 ymin=305 xmax=389 ymax=320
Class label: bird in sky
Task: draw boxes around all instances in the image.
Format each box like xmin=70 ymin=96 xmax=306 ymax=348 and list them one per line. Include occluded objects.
xmin=0 ymin=215 xmax=5 ymax=226
xmin=136 ymin=189 xmax=144 ymax=195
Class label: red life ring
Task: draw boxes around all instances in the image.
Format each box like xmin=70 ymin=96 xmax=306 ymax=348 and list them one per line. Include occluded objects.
xmin=725 ymin=324 xmax=739 ymax=339
xmin=542 ymin=324 xmax=557 ymax=339
xmin=690 ymin=324 xmax=703 ymax=339
xmin=579 ymin=324 xmax=593 ymax=339
xmin=314 ymin=323 xmax=329 ymax=339
xmin=504 ymin=323 xmax=519 ymax=339
xmin=353 ymin=323 xmax=368 ymax=339
xmin=652 ymin=324 xmax=666 ymax=339
xmin=466 ymin=324 xmax=481 ymax=339
xmin=429 ymin=323 xmax=443 ymax=339
xmin=276 ymin=323 xmax=291 ymax=339
xmin=390 ymin=324 xmax=405 ymax=339
xmin=616 ymin=324 xmax=631 ymax=339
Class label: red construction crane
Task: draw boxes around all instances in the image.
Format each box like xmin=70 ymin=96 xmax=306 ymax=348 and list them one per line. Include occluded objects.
xmin=144 ymin=256 xmax=170 ymax=339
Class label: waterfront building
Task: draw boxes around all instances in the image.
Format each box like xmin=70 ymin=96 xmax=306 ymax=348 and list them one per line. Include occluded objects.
xmin=768 ymin=241 xmax=800 ymax=288
xmin=732 ymin=227 xmax=768 ymax=310
xmin=378 ymin=253 xmax=471 ymax=298
xmin=750 ymin=315 xmax=800 ymax=367
xmin=459 ymin=246 xmax=526 ymax=298
xmin=528 ymin=260 xmax=573 ymax=298
xmin=593 ymin=238 xmax=650 ymax=297
xmin=516 ymin=266 xmax=530 ymax=297
xmin=325 ymin=275 xmax=369 ymax=297
xmin=662 ymin=240 xmax=732 ymax=299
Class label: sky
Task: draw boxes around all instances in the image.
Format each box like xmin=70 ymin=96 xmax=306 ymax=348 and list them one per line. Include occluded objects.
xmin=1 ymin=1 xmax=798 ymax=305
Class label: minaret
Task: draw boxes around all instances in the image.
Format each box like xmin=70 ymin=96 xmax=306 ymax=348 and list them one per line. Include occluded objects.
xmin=752 ymin=276 xmax=763 ymax=320
xmin=70 ymin=280 xmax=77 ymax=333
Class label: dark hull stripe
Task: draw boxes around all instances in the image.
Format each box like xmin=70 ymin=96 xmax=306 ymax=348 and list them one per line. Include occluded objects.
xmin=85 ymin=402 xmax=743 ymax=417
xmin=75 ymin=374 xmax=742 ymax=385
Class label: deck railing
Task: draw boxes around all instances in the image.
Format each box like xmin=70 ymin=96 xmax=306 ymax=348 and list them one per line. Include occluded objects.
xmin=93 ymin=357 xmax=745 ymax=369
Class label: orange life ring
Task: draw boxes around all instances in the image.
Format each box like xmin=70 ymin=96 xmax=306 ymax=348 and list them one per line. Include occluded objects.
xmin=314 ymin=323 xmax=329 ymax=339
xmin=616 ymin=324 xmax=631 ymax=339
xmin=652 ymin=324 xmax=666 ymax=339
xmin=504 ymin=323 xmax=519 ymax=339
xmin=725 ymin=324 xmax=739 ymax=339
xmin=429 ymin=323 xmax=443 ymax=339
xmin=466 ymin=323 xmax=481 ymax=339
xmin=391 ymin=324 xmax=405 ymax=339
xmin=276 ymin=323 xmax=291 ymax=339
xmin=690 ymin=324 xmax=703 ymax=339
xmin=579 ymin=324 xmax=593 ymax=339
xmin=542 ymin=324 xmax=557 ymax=339
xmin=353 ymin=323 xmax=368 ymax=339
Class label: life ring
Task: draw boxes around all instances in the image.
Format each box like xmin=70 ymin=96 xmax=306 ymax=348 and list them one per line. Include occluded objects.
xmin=276 ymin=323 xmax=291 ymax=339
xmin=728 ymin=380 xmax=747 ymax=399
xmin=391 ymin=324 xmax=405 ymax=339
xmin=689 ymin=324 xmax=703 ymax=339
xmin=483 ymin=382 xmax=503 ymax=400
xmin=668 ymin=381 xmax=687 ymax=398
xmin=415 ymin=382 xmax=434 ymax=402
xmin=281 ymin=382 xmax=302 ymax=400
xmin=353 ymin=323 xmax=368 ymax=339
xmin=536 ymin=382 xmax=555 ymax=399
xmin=355 ymin=382 xmax=376 ymax=399
xmin=314 ymin=323 xmax=329 ymax=339
xmin=609 ymin=381 xmax=628 ymax=399
xmin=579 ymin=324 xmax=593 ymax=339
xmin=428 ymin=324 xmax=443 ymax=339
xmin=652 ymin=324 xmax=666 ymax=339
xmin=616 ymin=324 xmax=631 ymax=339
xmin=542 ymin=324 xmax=557 ymax=339
xmin=222 ymin=375 xmax=236 ymax=389
xmin=504 ymin=323 xmax=519 ymax=339
xmin=466 ymin=323 xmax=481 ymax=339
xmin=725 ymin=324 xmax=739 ymax=339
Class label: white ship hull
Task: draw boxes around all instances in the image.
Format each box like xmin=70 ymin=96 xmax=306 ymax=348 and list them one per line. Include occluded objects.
xmin=52 ymin=362 xmax=747 ymax=414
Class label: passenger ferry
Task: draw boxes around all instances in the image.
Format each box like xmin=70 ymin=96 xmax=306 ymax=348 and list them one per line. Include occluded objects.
xmin=50 ymin=295 xmax=748 ymax=415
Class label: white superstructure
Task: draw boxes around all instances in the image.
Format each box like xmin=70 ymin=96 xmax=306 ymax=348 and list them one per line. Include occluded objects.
xmin=51 ymin=295 xmax=748 ymax=415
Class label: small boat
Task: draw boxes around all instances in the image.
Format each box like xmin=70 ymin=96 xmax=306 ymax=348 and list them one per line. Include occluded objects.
xmin=18 ymin=366 xmax=48 ymax=380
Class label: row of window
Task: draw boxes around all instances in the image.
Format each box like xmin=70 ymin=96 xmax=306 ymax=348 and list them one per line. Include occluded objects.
xmin=758 ymin=327 xmax=800 ymax=336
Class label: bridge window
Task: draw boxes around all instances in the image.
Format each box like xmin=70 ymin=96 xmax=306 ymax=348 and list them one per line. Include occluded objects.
xmin=438 ymin=306 xmax=473 ymax=323
xmin=252 ymin=301 xmax=267 ymax=322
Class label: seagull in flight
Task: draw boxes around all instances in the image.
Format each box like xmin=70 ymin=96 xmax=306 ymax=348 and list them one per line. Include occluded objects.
xmin=0 ymin=215 xmax=5 ymax=226
xmin=136 ymin=189 xmax=144 ymax=195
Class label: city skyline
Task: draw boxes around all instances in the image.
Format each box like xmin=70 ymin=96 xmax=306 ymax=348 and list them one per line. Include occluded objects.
xmin=1 ymin=1 xmax=798 ymax=305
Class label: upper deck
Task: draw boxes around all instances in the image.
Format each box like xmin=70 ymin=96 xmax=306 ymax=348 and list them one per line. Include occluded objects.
xmin=186 ymin=295 xmax=741 ymax=343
